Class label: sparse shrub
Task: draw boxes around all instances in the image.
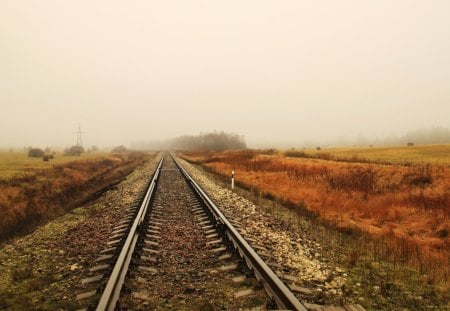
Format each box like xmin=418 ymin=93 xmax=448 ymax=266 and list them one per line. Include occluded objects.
xmin=436 ymin=228 xmax=448 ymax=238
xmin=408 ymin=191 xmax=448 ymax=210
xmin=247 ymin=157 xmax=273 ymax=171
xmin=403 ymin=164 xmax=433 ymax=186
xmin=112 ymin=145 xmax=127 ymax=153
xmin=325 ymin=167 xmax=377 ymax=194
xmin=28 ymin=148 xmax=44 ymax=157
xmin=260 ymin=148 xmax=277 ymax=155
xmin=224 ymin=150 xmax=257 ymax=169
xmin=64 ymin=145 xmax=84 ymax=156
xmin=284 ymin=150 xmax=309 ymax=158
xmin=316 ymin=152 xmax=332 ymax=160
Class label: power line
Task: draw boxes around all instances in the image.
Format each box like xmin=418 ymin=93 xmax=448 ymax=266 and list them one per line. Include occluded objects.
xmin=73 ymin=124 xmax=86 ymax=147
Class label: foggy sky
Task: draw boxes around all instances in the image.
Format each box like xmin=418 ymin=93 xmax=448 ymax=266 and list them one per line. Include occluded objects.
xmin=1 ymin=1 xmax=450 ymax=148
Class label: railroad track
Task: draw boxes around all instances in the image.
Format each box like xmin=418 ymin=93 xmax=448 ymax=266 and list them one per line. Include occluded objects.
xmin=76 ymin=153 xmax=364 ymax=311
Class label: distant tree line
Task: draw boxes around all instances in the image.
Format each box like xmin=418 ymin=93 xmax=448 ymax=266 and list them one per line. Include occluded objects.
xmin=401 ymin=127 xmax=450 ymax=145
xmin=371 ymin=126 xmax=450 ymax=146
xmin=169 ymin=131 xmax=246 ymax=151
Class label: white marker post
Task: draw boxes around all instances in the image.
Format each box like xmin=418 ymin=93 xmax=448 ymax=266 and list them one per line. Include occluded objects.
xmin=231 ymin=170 xmax=235 ymax=190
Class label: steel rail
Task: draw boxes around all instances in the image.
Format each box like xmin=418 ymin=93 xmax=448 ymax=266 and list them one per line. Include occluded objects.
xmin=96 ymin=155 xmax=164 ymax=311
xmin=172 ymin=153 xmax=307 ymax=311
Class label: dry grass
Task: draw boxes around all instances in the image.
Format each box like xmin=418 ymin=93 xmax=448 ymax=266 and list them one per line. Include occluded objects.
xmin=0 ymin=152 xmax=150 ymax=242
xmin=288 ymin=144 xmax=450 ymax=165
xmin=181 ymin=148 xmax=450 ymax=290
xmin=0 ymin=151 xmax=111 ymax=179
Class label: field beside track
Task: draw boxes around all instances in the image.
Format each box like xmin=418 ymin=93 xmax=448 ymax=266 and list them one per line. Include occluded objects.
xmin=181 ymin=145 xmax=450 ymax=299
xmin=0 ymin=151 xmax=111 ymax=179
xmin=290 ymin=144 xmax=450 ymax=165
xmin=0 ymin=151 xmax=152 ymax=242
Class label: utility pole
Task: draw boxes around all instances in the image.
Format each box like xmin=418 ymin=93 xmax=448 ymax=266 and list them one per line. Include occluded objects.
xmin=73 ymin=123 xmax=86 ymax=147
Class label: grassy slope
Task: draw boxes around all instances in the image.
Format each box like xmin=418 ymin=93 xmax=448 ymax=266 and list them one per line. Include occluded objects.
xmin=0 ymin=152 xmax=150 ymax=242
xmin=193 ymin=152 xmax=449 ymax=249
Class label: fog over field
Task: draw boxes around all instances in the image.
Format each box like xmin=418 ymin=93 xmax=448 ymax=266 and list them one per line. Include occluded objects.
xmin=1 ymin=1 xmax=450 ymax=148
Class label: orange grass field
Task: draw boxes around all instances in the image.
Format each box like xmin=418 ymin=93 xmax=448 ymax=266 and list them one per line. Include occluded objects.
xmin=0 ymin=152 xmax=149 ymax=241
xmin=181 ymin=147 xmax=450 ymax=284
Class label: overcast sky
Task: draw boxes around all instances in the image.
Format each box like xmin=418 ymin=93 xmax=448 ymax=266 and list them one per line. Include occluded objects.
xmin=1 ymin=1 xmax=449 ymax=148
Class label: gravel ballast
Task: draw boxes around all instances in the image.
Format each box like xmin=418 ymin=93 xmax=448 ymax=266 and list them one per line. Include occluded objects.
xmin=177 ymin=157 xmax=354 ymax=307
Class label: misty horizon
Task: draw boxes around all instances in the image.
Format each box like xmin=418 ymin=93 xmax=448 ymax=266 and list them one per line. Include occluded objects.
xmin=1 ymin=1 xmax=450 ymax=149
xmin=2 ymin=126 xmax=448 ymax=152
